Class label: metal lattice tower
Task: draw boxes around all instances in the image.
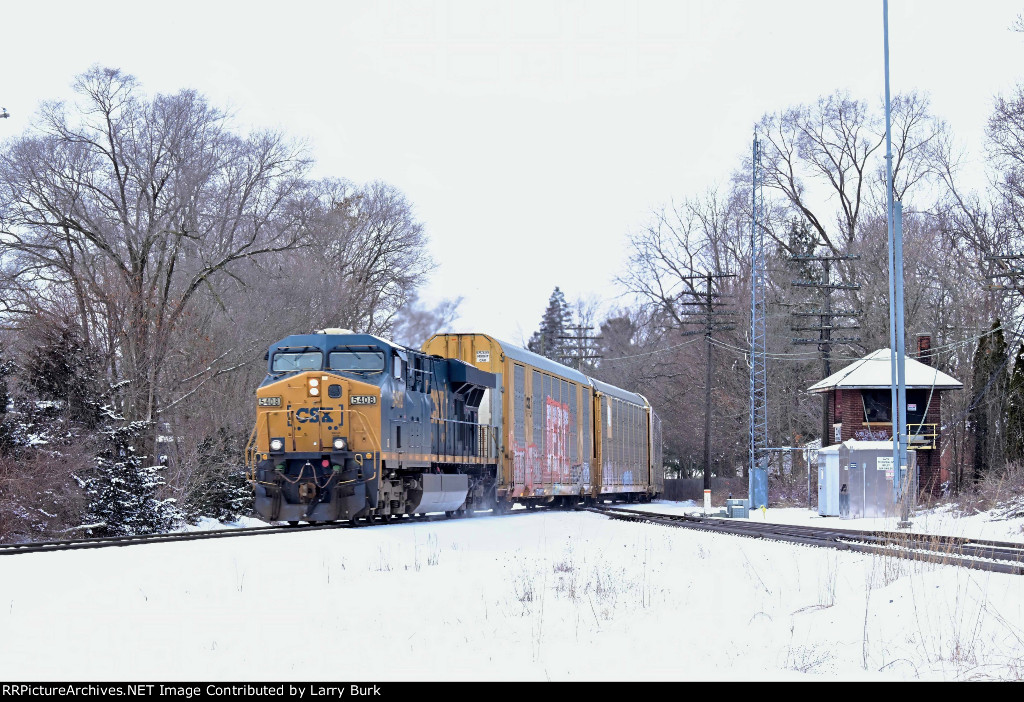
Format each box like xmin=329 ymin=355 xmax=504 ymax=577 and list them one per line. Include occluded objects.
xmin=749 ymin=135 xmax=769 ymax=474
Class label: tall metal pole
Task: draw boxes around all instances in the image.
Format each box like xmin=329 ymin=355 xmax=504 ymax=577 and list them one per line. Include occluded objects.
xmin=883 ymin=2 xmax=911 ymax=518
xmin=749 ymin=135 xmax=768 ymax=480
xmin=883 ymin=0 xmax=902 ymax=504
xmin=895 ymin=203 xmax=910 ymax=507
xmin=822 ymin=257 xmax=833 ymax=447
xmin=704 ymin=271 xmax=713 ymax=494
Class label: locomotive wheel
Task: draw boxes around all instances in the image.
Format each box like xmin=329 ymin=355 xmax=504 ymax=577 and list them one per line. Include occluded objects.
xmin=445 ymin=510 xmax=455 ymax=518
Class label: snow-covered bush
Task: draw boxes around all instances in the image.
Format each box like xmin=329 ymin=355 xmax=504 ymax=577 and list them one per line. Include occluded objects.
xmin=77 ymin=410 xmax=183 ymax=537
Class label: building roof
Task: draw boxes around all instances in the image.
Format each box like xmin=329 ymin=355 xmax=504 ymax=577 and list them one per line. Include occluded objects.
xmin=807 ymin=348 xmax=962 ymax=393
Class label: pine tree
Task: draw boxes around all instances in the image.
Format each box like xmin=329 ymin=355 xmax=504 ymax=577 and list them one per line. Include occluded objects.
xmin=79 ymin=408 xmax=182 ymax=536
xmin=970 ymin=320 xmax=1008 ymax=483
xmin=23 ymin=323 xmax=102 ymax=428
xmin=1006 ymin=343 xmax=1024 ymax=464
xmin=528 ymin=287 xmax=572 ymax=362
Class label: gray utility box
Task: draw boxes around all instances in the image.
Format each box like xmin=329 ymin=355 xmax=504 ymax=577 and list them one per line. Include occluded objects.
xmin=838 ymin=440 xmax=916 ymax=520
xmin=725 ymin=498 xmax=748 ymax=519
xmin=817 ymin=445 xmax=842 ymax=516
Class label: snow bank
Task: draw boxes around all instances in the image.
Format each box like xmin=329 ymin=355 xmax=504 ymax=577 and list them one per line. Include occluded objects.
xmin=2 ymin=505 xmax=1021 ymax=681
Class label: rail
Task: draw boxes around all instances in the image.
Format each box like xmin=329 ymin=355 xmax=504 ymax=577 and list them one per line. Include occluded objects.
xmin=591 ymin=506 xmax=1024 ymax=576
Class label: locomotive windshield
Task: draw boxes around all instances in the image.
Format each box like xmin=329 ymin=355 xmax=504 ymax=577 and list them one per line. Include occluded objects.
xmin=328 ymin=349 xmax=386 ymax=374
xmin=271 ymin=350 xmax=323 ymax=373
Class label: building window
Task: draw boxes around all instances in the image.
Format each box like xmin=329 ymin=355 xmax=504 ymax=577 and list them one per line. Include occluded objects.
xmin=861 ymin=389 xmax=929 ymax=424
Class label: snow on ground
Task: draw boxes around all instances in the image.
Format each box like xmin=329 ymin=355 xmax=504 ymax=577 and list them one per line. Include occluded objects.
xmin=2 ymin=503 xmax=1023 ymax=681
xmin=629 ymin=499 xmax=1024 ymax=543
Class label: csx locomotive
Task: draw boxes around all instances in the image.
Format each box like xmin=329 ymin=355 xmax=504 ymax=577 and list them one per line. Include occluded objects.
xmin=247 ymin=329 xmax=663 ymax=524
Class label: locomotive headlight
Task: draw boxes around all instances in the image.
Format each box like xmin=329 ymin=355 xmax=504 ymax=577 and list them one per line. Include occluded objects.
xmin=309 ymin=378 xmax=319 ymax=387
xmin=269 ymin=437 xmax=285 ymax=452
xmin=308 ymin=377 xmax=320 ymax=396
xmin=309 ymin=387 xmax=320 ymax=396
xmin=332 ymin=436 xmax=347 ymax=451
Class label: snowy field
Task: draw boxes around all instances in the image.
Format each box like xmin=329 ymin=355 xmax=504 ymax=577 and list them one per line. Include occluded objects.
xmin=2 ymin=502 xmax=1023 ymax=681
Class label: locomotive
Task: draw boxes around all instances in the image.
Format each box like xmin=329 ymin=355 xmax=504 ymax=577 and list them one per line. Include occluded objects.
xmin=247 ymin=329 xmax=663 ymax=524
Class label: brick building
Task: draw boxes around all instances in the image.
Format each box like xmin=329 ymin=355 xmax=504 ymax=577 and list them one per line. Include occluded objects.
xmin=807 ymin=341 xmax=961 ymax=495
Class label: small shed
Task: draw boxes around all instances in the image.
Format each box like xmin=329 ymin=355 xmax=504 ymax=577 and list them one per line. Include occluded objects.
xmin=807 ymin=343 xmax=962 ymax=495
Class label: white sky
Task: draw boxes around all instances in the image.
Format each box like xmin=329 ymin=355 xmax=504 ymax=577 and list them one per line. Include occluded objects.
xmin=2 ymin=1 xmax=1021 ymax=343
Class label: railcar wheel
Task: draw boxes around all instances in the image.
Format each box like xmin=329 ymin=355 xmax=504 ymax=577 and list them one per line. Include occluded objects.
xmin=286 ymin=521 xmax=300 ymax=527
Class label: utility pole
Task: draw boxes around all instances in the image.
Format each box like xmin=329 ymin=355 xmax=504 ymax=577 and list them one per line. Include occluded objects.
xmin=676 ymin=272 xmax=737 ymax=494
xmin=985 ymin=254 xmax=1024 ymax=294
xmin=557 ymin=325 xmax=602 ymax=371
xmin=791 ymin=255 xmax=862 ymax=446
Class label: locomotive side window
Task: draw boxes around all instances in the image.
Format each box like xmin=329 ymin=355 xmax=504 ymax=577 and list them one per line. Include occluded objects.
xmin=272 ymin=351 xmax=323 ymax=373
xmin=327 ymin=350 xmax=385 ymax=373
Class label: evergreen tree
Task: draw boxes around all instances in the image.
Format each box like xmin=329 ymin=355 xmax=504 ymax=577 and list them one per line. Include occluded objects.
xmin=970 ymin=320 xmax=1008 ymax=482
xmin=528 ymin=287 xmax=572 ymax=362
xmin=784 ymin=217 xmax=821 ymax=283
xmin=79 ymin=408 xmax=182 ymax=536
xmin=1006 ymin=343 xmax=1024 ymax=464
xmin=0 ymin=349 xmax=15 ymax=453
xmin=23 ymin=324 xmax=102 ymax=428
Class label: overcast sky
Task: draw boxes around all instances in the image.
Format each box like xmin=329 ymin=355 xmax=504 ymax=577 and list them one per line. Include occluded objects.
xmin=2 ymin=1 xmax=1021 ymax=343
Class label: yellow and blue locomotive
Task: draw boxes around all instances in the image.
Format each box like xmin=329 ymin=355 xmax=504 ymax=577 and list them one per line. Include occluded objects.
xmin=246 ymin=329 xmax=497 ymax=524
xmin=248 ymin=329 xmax=664 ymax=524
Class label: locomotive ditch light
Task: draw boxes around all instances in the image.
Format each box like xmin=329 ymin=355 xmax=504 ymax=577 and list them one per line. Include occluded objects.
xmin=332 ymin=436 xmax=347 ymax=451
xmin=269 ymin=437 xmax=285 ymax=452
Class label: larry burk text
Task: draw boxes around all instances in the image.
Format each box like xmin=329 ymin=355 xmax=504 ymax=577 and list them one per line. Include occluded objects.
xmin=294 ymin=686 xmax=381 ymax=698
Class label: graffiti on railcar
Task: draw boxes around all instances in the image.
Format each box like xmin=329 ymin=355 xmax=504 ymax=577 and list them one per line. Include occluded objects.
xmin=545 ymin=396 xmax=570 ymax=483
xmin=527 ymin=443 xmax=540 ymax=488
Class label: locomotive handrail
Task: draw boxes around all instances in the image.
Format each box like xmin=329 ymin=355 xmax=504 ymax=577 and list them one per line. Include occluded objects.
xmin=429 ymin=415 xmax=495 ymax=459
xmin=244 ymin=424 xmax=258 ymax=480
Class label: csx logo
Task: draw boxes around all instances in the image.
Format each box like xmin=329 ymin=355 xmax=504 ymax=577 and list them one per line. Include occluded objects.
xmin=296 ymin=407 xmax=336 ymax=424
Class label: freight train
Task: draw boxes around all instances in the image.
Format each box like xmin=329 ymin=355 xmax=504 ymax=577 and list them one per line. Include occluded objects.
xmin=246 ymin=329 xmax=663 ymax=524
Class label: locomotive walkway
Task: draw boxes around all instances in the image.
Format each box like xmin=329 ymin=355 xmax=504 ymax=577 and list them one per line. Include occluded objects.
xmin=591 ymin=505 xmax=1024 ymax=576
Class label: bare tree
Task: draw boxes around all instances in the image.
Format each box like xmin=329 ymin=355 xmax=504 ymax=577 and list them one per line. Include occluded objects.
xmin=390 ymin=292 xmax=462 ymax=348
xmin=757 ymin=90 xmax=946 ymax=255
xmin=0 ymin=66 xmax=311 ymax=431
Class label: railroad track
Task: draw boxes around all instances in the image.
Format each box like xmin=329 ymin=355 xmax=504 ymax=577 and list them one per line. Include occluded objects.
xmin=0 ymin=508 xmax=535 ymax=557
xmin=591 ymin=506 xmax=1024 ymax=576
